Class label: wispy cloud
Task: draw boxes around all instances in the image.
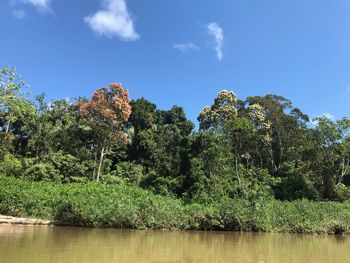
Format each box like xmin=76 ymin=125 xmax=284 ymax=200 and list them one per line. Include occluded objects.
xmin=310 ymin=112 xmax=336 ymax=126
xmin=173 ymin=42 xmax=199 ymax=53
xmin=207 ymin=22 xmax=224 ymax=61
xmin=22 ymin=0 xmax=51 ymax=13
xmin=12 ymin=9 xmax=25 ymax=19
xmin=9 ymin=0 xmax=51 ymax=15
xmin=322 ymin=112 xmax=336 ymax=121
xmin=85 ymin=0 xmax=139 ymax=41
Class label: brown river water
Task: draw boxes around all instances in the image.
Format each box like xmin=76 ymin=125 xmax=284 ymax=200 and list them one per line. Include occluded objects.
xmin=0 ymin=225 xmax=349 ymax=263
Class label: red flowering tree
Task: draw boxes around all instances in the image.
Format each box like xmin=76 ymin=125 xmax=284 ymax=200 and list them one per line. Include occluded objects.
xmin=77 ymin=83 xmax=132 ymax=181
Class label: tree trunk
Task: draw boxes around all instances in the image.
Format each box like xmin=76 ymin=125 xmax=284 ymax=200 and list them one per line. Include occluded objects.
xmin=234 ymin=137 xmax=246 ymax=198
xmin=96 ymin=145 xmax=105 ymax=182
xmin=269 ymin=147 xmax=277 ymax=171
xmin=5 ymin=120 xmax=10 ymax=134
xmin=336 ymin=157 xmax=349 ymax=189
xmin=92 ymin=152 xmax=97 ymax=180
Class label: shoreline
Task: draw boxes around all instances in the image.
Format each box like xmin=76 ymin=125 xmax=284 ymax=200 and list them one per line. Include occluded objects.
xmin=0 ymin=214 xmax=348 ymax=236
xmin=0 ymin=214 xmax=53 ymax=226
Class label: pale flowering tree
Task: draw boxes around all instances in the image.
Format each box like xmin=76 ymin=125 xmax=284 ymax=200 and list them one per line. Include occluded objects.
xmin=198 ymin=89 xmax=251 ymax=193
xmin=248 ymin=103 xmax=272 ymax=145
xmin=197 ymin=90 xmax=238 ymax=130
xmin=77 ymin=83 xmax=132 ymax=181
xmin=197 ymin=90 xmax=274 ymax=196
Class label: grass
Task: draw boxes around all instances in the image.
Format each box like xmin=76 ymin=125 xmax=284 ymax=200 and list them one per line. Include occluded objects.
xmin=0 ymin=176 xmax=349 ymax=234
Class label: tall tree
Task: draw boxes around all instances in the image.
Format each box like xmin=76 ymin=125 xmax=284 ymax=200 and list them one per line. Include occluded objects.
xmin=198 ymin=90 xmax=238 ymax=131
xmin=129 ymin=98 xmax=157 ymax=133
xmin=310 ymin=117 xmax=350 ymax=199
xmin=197 ymin=90 xmax=272 ymax=196
xmin=76 ymin=83 xmax=132 ymax=181
xmin=133 ymin=105 xmax=194 ymax=196
xmin=0 ymin=67 xmax=35 ymax=154
xmin=245 ymin=95 xmax=309 ymax=172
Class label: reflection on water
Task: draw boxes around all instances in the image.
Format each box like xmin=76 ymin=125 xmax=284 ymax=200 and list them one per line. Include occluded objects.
xmin=0 ymin=225 xmax=349 ymax=263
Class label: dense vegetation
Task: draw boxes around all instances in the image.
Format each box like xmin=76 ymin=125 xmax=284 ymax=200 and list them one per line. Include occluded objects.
xmin=1 ymin=176 xmax=349 ymax=234
xmin=1 ymin=66 xmax=350 ymax=233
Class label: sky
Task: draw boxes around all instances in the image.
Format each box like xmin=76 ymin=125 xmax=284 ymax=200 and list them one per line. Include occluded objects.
xmin=1 ymin=0 xmax=350 ymax=124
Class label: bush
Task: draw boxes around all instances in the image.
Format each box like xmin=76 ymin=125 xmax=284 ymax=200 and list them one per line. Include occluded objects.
xmin=335 ymin=184 xmax=350 ymax=201
xmin=274 ymin=162 xmax=320 ymax=201
xmin=106 ymin=161 xmax=144 ymax=185
xmin=24 ymin=162 xmax=62 ymax=182
xmin=0 ymin=176 xmax=350 ymax=234
xmin=47 ymin=151 xmax=90 ymax=182
xmin=0 ymin=153 xmax=23 ymax=177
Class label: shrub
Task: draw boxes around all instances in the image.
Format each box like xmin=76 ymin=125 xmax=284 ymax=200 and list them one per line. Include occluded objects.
xmin=0 ymin=176 xmax=350 ymax=234
xmin=107 ymin=161 xmax=144 ymax=185
xmin=47 ymin=151 xmax=89 ymax=181
xmin=23 ymin=162 xmax=62 ymax=182
xmin=274 ymin=162 xmax=320 ymax=201
xmin=0 ymin=153 xmax=23 ymax=177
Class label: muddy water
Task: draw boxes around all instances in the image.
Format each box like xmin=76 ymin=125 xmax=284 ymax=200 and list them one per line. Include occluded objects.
xmin=0 ymin=226 xmax=349 ymax=263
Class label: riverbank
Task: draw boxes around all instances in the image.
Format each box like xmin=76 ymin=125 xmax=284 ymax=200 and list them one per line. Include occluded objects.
xmin=0 ymin=176 xmax=349 ymax=234
xmin=0 ymin=214 xmax=52 ymax=226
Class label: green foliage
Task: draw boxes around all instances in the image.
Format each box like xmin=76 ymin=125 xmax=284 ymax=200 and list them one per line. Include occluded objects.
xmin=186 ymin=131 xmax=235 ymax=202
xmin=0 ymin=67 xmax=35 ymax=153
xmin=141 ymin=170 xmax=183 ymax=197
xmin=0 ymin=153 xmax=23 ymax=177
xmin=274 ymin=162 xmax=320 ymax=200
xmin=1 ymin=176 xmax=350 ymax=234
xmin=106 ymin=161 xmax=144 ymax=185
xmin=46 ymin=151 xmax=90 ymax=181
xmin=133 ymin=123 xmax=190 ymax=196
xmin=129 ymin=98 xmax=157 ymax=132
xmin=23 ymin=162 xmax=62 ymax=182
xmin=0 ymin=67 xmax=35 ymax=130
xmin=240 ymin=167 xmax=278 ymax=201
xmin=3 ymin=66 xmax=350 ymax=234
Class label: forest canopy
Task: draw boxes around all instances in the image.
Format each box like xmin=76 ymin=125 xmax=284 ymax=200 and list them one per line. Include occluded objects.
xmin=1 ymin=66 xmax=350 ymax=203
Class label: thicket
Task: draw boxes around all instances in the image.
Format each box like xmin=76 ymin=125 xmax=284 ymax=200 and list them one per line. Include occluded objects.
xmin=0 ymin=176 xmax=349 ymax=234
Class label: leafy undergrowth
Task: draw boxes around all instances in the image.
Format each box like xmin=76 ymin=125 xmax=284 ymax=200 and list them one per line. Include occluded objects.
xmin=0 ymin=176 xmax=349 ymax=234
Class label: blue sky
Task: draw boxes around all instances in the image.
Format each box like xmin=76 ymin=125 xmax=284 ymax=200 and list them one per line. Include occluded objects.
xmin=1 ymin=0 xmax=350 ymax=123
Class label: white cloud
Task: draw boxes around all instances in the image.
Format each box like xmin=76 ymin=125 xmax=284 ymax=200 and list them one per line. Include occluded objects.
xmin=85 ymin=0 xmax=139 ymax=41
xmin=12 ymin=9 xmax=25 ymax=19
xmin=22 ymin=0 xmax=51 ymax=13
xmin=310 ymin=112 xmax=336 ymax=126
xmin=173 ymin=42 xmax=199 ymax=52
xmin=322 ymin=112 xmax=336 ymax=121
xmin=207 ymin=22 xmax=224 ymax=61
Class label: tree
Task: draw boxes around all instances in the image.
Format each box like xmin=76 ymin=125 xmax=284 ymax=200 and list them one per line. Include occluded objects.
xmin=245 ymin=95 xmax=309 ymax=172
xmin=197 ymin=90 xmax=272 ymax=197
xmin=198 ymin=90 xmax=238 ymax=131
xmin=186 ymin=131 xmax=235 ymax=202
xmin=127 ymin=101 xmax=194 ymax=196
xmin=156 ymin=106 xmax=194 ymax=136
xmin=310 ymin=117 xmax=350 ymax=199
xmin=136 ymin=124 xmax=188 ymax=196
xmin=76 ymin=83 xmax=132 ymax=181
xmin=24 ymin=95 xmax=79 ymax=158
xmin=129 ymin=98 xmax=157 ymax=133
xmin=0 ymin=67 xmax=35 ymax=154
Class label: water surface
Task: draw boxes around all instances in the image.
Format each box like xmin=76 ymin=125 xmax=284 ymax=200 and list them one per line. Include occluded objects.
xmin=0 ymin=226 xmax=349 ymax=263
